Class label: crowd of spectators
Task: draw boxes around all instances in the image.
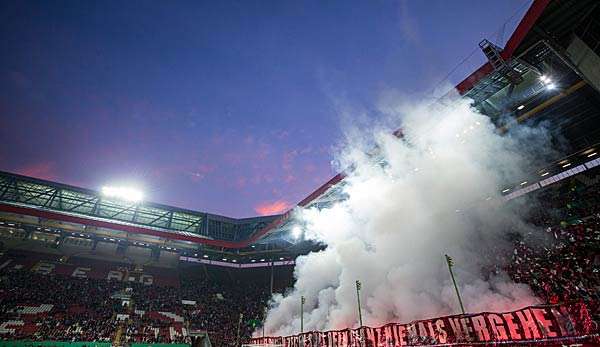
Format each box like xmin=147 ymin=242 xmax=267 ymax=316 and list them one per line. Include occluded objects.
xmin=0 ymin=271 xmax=123 ymax=313
xmin=125 ymin=274 xmax=270 ymax=346
xmin=507 ymin=171 xmax=600 ymax=317
xmin=0 ymin=264 xmax=270 ymax=347
xmin=180 ymin=277 xmax=268 ymax=347
xmin=123 ymin=316 xmax=190 ymax=344
xmin=32 ymin=313 xmax=116 ymax=342
xmin=0 ymin=272 xmax=120 ymax=342
xmin=510 ymin=217 xmax=600 ymax=301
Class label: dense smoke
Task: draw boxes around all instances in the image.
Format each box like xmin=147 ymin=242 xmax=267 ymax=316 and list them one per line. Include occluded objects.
xmin=260 ymin=95 xmax=552 ymax=336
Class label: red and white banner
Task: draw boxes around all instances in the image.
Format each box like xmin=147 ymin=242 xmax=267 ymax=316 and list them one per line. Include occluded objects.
xmin=250 ymin=303 xmax=598 ymax=346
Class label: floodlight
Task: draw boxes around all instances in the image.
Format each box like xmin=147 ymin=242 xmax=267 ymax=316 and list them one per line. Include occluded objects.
xmin=539 ymin=75 xmax=557 ymax=90
xmin=102 ymin=186 xmax=144 ymax=202
xmin=539 ymin=75 xmax=554 ymax=84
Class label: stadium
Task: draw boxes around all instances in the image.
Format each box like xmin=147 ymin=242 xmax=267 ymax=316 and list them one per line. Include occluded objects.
xmin=1 ymin=0 xmax=600 ymax=346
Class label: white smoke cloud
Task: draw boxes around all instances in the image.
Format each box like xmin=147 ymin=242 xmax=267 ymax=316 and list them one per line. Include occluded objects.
xmin=259 ymin=94 xmax=550 ymax=336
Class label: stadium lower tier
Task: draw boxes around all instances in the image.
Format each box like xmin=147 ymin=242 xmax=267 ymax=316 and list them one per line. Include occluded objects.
xmin=0 ymin=271 xmax=261 ymax=347
xmin=0 ymin=256 xmax=269 ymax=347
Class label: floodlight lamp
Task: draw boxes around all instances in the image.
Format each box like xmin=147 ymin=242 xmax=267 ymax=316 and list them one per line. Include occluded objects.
xmin=539 ymin=75 xmax=557 ymax=90
xmin=539 ymin=75 xmax=550 ymax=83
xmin=102 ymin=186 xmax=144 ymax=202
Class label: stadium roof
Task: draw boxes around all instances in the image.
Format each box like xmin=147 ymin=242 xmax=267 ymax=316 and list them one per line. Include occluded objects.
xmin=0 ymin=170 xmax=278 ymax=248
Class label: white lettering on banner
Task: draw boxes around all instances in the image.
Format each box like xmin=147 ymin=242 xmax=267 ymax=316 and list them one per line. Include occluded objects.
xmin=106 ymin=270 xmax=153 ymax=284
xmin=251 ymin=303 xmax=595 ymax=347
xmin=531 ymin=308 xmax=557 ymax=338
xmin=71 ymin=267 xmax=91 ymax=278
xmin=32 ymin=262 xmax=55 ymax=275
xmin=107 ymin=270 xmax=124 ymax=281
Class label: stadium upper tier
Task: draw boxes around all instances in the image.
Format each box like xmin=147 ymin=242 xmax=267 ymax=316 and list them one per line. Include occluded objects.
xmin=0 ymin=170 xmax=279 ymax=248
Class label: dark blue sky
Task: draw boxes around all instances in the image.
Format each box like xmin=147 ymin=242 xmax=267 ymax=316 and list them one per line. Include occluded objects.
xmin=0 ymin=0 xmax=529 ymax=217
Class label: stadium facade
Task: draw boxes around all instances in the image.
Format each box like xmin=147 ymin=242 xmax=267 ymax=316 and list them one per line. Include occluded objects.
xmin=1 ymin=0 xmax=600 ymax=346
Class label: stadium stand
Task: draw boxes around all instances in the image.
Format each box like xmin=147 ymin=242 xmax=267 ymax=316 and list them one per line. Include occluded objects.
xmin=1 ymin=0 xmax=600 ymax=345
xmin=0 ymin=253 xmax=274 ymax=347
xmin=0 ymin=166 xmax=599 ymax=346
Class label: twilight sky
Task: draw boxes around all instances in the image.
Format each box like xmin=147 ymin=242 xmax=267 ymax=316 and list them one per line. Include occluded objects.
xmin=0 ymin=0 xmax=529 ymax=218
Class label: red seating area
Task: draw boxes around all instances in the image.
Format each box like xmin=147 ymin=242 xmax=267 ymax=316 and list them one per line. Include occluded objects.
xmin=0 ymin=270 xmax=120 ymax=342
xmin=0 ymin=258 xmax=268 ymax=346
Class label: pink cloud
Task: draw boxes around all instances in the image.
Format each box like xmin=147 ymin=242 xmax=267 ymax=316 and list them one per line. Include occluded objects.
xmin=254 ymin=200 xmax=291 ymax=216
xmin=236 ymin=176 xmax=247 ymax=189
xmin=244 ymin=135 xmax=255 ymax=144
xmin=189 ymin=164 xmax=217 ymax=182
xmin=256 ymin=143 xmax=270 ymax=161
xmin=196 ymin=163 xmax=216 ymax=174
xmin=224 ymin=152 xmax=243 ymax=165
xmin=17 ymin=161 xmax=57 ymax=181
xmin=282 ymin=150 xmax=298 ymax=170
xmin=304 ymin=163 xmax=317 ymax=173
xmin=211 ymin=133 xmax=225 ymax=145
xmin=284 ymin=174 xmax=296 ymax=183
xmin=275 ymin=130 xmax=289 ymax=140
